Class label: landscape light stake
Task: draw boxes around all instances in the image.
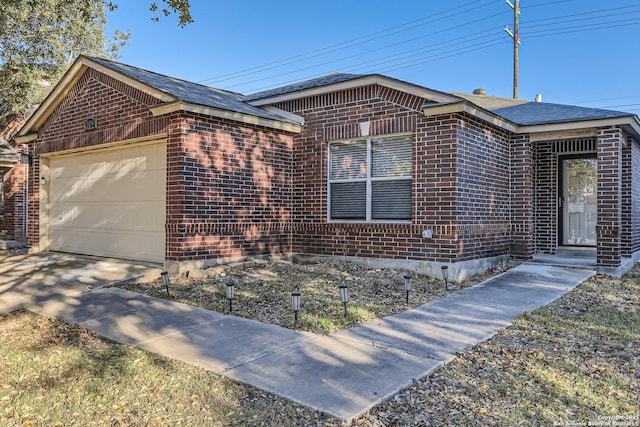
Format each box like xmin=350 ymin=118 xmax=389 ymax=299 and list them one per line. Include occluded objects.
xmin=441 ymin=265 xmax=449 ymax=291
xmin=291 ymin=292 xmax=301 ymax=327
xmin=339 ymin=284 xmax=349 ymax=318
xmin=226 ymin=281 xmax=236 ymax=312
xmin=160 ymin=271 xmax=170 ymax=296
xmin=403 ymin=274 xmax=413 ymax=303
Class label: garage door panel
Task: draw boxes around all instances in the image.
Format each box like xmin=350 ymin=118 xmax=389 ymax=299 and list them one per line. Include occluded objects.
xmin=51 ymin=201 xmax=164 ymax=232
xmin=48 ymin=141 xmax=166 ymax=262
xmin=51 ymin=158 xmax=97 ymax=179
xmin=102 ymin=202 xmax=165 ymax=231
xmin=50 ymin=204 xmax=81 ymax=228
xmin=50 ymin=178 xmax=77 ymax=203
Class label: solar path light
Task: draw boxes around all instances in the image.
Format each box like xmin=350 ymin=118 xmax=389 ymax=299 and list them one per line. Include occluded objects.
xmin=226 ymin=281 xmax=236 ymax=312
xmin=291 ymin=292 xmax=301 ymax=327
xmin=160 ymin=271 xmax=170 ymax=296
xmin=441 ymin=265 xmax=449 ymax=290
xmin=339 ymin=284 xmax=349 ymax=318
xmin=403 ymin=274 xmax=413 ymax=303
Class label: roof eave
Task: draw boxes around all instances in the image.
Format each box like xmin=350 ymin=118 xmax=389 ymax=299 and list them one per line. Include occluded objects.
xmin=422 ymin=101 xmax=518 ymax=132
xmin=150 ymin=102 xmax=303 ymax=133
xmin=14 ymin=133 xmax=38 ymax=144
xmin=517 ymin=115 xmax=640 ymax=138
xmin=248 ymin=75 xmax=459 ymax=106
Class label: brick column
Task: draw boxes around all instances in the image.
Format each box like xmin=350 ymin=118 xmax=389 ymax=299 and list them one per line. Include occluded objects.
xmin=596 ymin=127 xmax=623 ymax=267
xmin=621 ymin=138 xmax=632 ymax=257
xmin=510 ymin=134 xmax=534 ymax=260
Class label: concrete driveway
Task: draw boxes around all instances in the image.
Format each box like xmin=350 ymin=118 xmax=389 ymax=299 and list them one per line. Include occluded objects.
xmin=0 ymin=252 xmax=162 ymax=313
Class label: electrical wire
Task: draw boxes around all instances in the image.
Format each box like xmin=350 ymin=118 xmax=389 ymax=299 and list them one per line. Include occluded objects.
xmin=202 ymin=1 xmax=640 ymax=99
xmin=199 ymin=0 xmax=498 ymax=85
xmin=223 ymin=10 xmax=510 ymax=90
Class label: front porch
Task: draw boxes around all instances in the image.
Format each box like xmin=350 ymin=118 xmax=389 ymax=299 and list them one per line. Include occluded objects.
xmin=527 ymin=128 xmax=639 ymax=276
xmin=529 ymin=247 xmax=640 ymax=277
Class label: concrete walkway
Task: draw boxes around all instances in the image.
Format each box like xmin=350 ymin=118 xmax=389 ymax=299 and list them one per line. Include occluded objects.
xmin=0 ymin=254 xmax=595 ymax=421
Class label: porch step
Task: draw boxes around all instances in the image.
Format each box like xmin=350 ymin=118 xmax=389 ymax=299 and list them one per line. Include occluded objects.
xmin=556 ymin=248 xmax=596 ymax=258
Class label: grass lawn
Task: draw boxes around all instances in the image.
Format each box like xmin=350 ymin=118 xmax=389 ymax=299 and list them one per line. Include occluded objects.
xmin=1 ymin=263 xmax=638 ymax=426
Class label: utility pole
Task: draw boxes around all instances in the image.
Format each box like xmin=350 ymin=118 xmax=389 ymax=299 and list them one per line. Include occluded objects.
xmin=504 ymin=0 xmax=520 ymax=99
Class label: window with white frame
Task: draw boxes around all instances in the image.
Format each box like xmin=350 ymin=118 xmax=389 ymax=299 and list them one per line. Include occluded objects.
xmin=328 ymin=133 xmax=412 ymax=222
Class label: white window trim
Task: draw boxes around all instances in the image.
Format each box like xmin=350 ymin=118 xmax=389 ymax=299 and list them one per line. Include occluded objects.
xmin=327 ymin=132 xmax=413 ymax=223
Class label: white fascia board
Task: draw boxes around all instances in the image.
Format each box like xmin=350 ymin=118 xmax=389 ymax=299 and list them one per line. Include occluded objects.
xmin=14 ymin=133 xmax=39 ymax=144
xmin=261 ymin=105 xmax=305 ymax=125
xmin=518 ymin=116 xmax=640 ymax=138
xmin=248 ymin=76 xmax=459 ymax=106
xmin=462 ymin=104 xmax=518 ymax=132
xmin=17 ymin=56 xmax=177 ymax=137
xmin=422 ymin=101 xmax=518 ymax=132
xmin=422 ymin=101 xmax=466 ymax=116
xmin=529 ymin=128 xmax=597 ymax=142
xmin=150 ymin=102 xmax=302 ymax=133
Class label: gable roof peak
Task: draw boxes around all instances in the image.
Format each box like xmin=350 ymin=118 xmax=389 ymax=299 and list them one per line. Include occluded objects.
xmin=246 ymin=72 xmax=461 ymax=106
xmin=17 ymin=55 xmax=305 ymax=138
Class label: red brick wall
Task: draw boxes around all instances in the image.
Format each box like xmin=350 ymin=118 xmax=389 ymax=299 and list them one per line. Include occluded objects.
xmin=627 ymin=139 xmax=640 ymax=254
xmin=0 ymin=163 xmax=26 ymax=241
xmin=621 ymin=138 xmax=632 ymax=257
xmin=454 ymin=113 xmax=511 ymax=261
xmin=273 ymin=85 xmax=513 ymax=263
xmin=165 ymin=113 xmax=294 ymax=261
xmin=533 ymin=140 xmax=555 ymax=254
xmin=510 ymin=134 xmax=534 ymax=259
xmin=596 ymin=127 xmax=623 ymax=266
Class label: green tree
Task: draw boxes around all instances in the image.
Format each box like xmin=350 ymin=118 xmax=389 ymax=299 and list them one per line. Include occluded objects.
xmin=0 ymin=0 xmax=128 ymax=119
xmin=147 ymin=0 xmax=194 ymax=26
xmin=0 ymin=0 xmax=193 ymax=122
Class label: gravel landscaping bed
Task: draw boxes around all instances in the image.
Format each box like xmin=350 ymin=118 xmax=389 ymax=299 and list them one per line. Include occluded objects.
xmin=117 ymin=258 xmax=510 ymax=334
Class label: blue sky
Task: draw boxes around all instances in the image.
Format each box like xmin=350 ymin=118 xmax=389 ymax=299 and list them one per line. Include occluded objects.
xmin=106 ymin=0 xmax=640 ymax=114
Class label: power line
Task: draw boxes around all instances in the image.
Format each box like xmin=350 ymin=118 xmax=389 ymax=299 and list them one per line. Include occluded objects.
xmin=523 ymin=19 xmax=640 ymax=38
xmin=520 ymin=4 xmax=640 ymax=27
xmin=214 ymin=2 xmax=640 ymax=97
xmin=199 ymin=0 xmax=497 ymax=85
xmin=223 ymin=9 xmax=511 ymax=90
xmin=338 ymin=29 xmax=502 ymax=72
xmin=243 ymin=38 xmax=509 ymax=94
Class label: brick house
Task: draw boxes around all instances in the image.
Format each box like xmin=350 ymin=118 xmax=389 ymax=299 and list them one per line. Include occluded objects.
xmin=13 ymin=56 xmax=640 ymax=278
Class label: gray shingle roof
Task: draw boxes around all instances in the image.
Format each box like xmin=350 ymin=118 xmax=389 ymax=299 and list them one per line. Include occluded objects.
xmin=450 ymin=92 xmax=529 ymax=110
xmin=85 ymin=56 xmax=635 ymax=130
xmin=244 ymin=73 xmax=366 ymax=101
xmin=492 ymin=101 xmax=633 ymax=126
xmin=85 ymin=56 xmax=298 ymax=124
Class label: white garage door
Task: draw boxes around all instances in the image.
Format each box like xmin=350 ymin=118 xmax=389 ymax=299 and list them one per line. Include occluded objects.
xmin=48 ymin=141 xmax=166 ymax=262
